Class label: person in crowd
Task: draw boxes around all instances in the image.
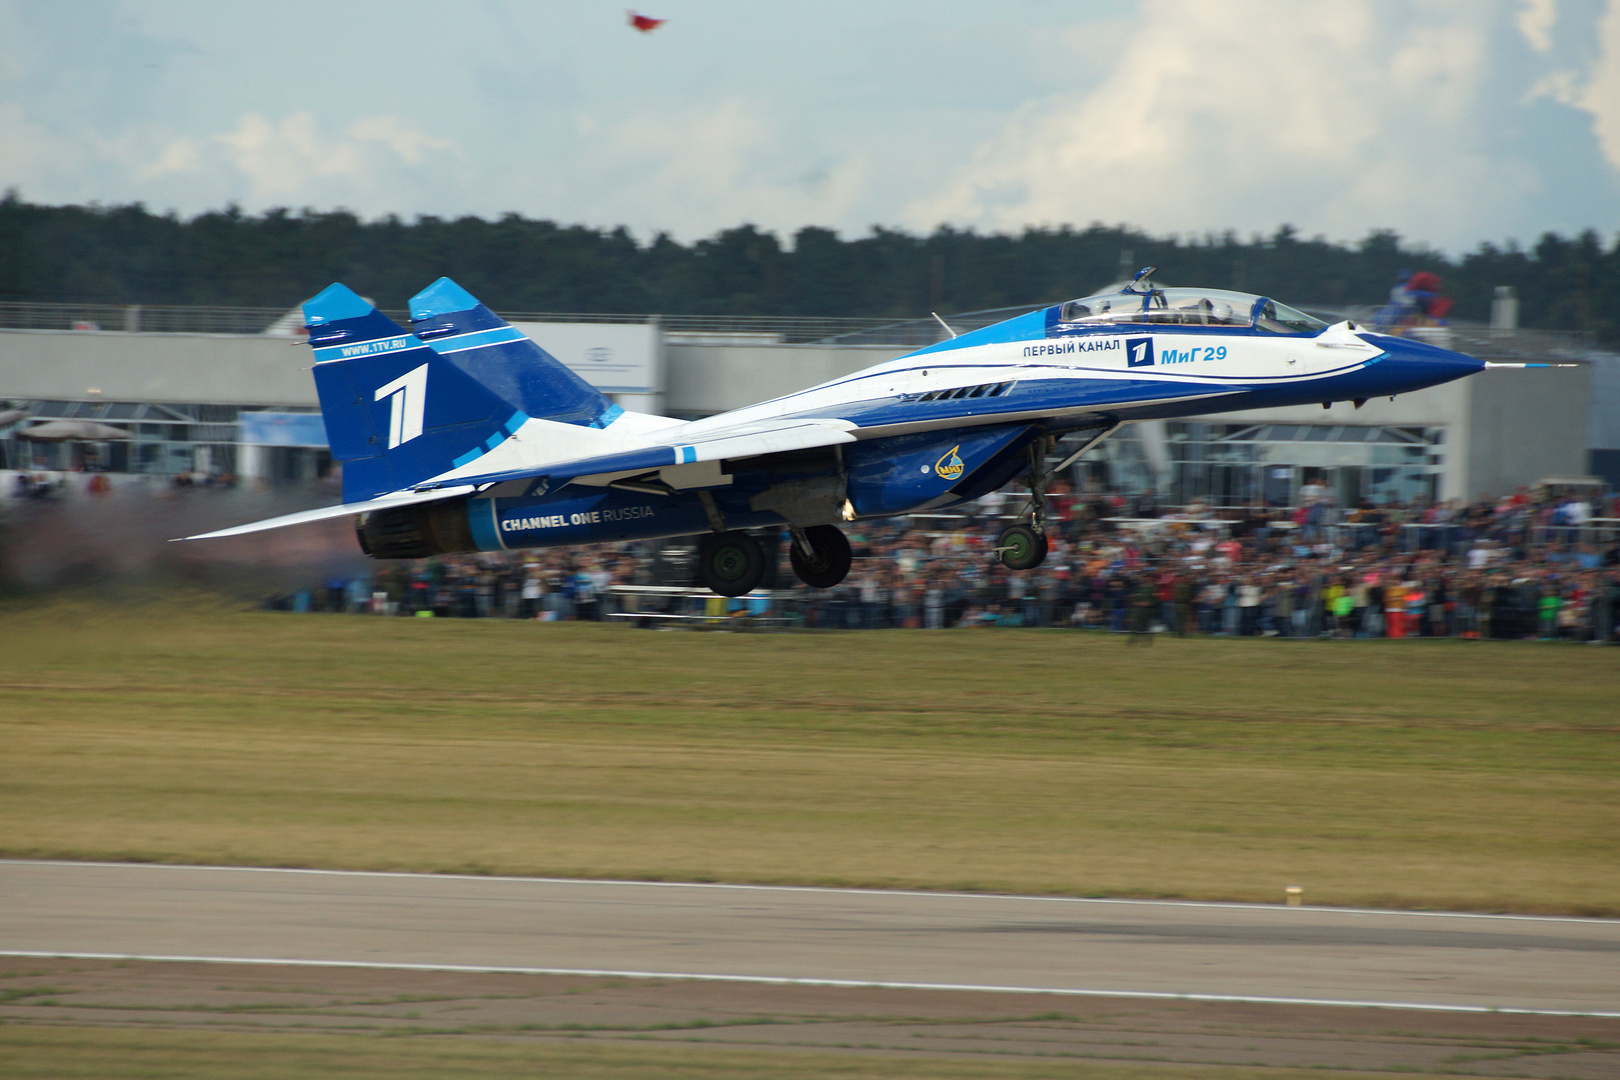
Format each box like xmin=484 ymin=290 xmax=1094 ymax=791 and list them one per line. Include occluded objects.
xmin=1126 ymin=575 xmax=1156 ymax=645
xmin=1539 ymin=585 xmax=1562 ymax=640
xmin=264 ymin=482 xmax=1618 ymax=644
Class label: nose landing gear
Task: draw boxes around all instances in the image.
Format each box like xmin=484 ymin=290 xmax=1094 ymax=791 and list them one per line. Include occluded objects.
xmin=998 ymin=438 xmax=1053 ymax=571
xmin=788 ymin=523 xmax=853 ymax=588
xmin=995 ymin=523 xmax=1048 ymax=571
xmin=995 ymin=422 xmax=1122 ymax=572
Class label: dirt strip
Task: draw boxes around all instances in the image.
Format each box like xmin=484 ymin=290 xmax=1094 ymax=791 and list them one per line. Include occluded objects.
xmin=2 ymin=957 xmax=1615 ymax=1075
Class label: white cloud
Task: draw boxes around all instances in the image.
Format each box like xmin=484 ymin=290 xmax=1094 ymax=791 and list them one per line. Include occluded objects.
xmin=0 ymin=2 xmax=1613 ymax=250
xmin=1525 ymin=68 xmax=1581 ymax=105
xmin=347 ymin=116 xmax=454 ymax=166
xmin=1578 ymin=0 xmax=1620 ymax=172
xmin=0 ymin=101 xmax=463 ymax=215
xmin=1518 ymin=0 xmax=1557 ymax=52
xmin=566 ymin=99 xmax=870 ymax=238
xmin=901 ymin=0 xmax=1552 ymax=249
xmin=134 ymin=136 xmax=203 ymax=181
xmin=214 ymin=112 xmax=457 ymax=203
xmin=0 ymin=101 xmax=72 ymax=186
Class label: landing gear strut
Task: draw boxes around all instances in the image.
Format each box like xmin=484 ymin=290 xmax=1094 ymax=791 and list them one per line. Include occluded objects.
xmin=999 ymin=438 xmax=1053 ymax=571
xmin=788 ymin=524 xmax=853 ymax=589
xmin=696 ymin=530 xmax=765 ymax=596
xmin=995 ymin=424 xmax=1122 ymax=572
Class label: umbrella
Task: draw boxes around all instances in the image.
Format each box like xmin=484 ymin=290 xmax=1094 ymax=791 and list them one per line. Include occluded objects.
xmin=18 ymin=420 xmax=132 ymax=441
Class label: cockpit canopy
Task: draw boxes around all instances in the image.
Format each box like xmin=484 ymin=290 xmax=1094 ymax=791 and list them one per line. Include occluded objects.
xmin=1057 ymin=287 xmax=1328 ymax=335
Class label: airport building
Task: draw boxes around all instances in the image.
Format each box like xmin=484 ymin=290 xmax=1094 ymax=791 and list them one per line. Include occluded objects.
xmin=0 ymin=300 xmax=1612 ymax=507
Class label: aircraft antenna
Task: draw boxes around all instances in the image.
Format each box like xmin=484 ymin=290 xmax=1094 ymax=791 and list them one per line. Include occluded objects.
xmin=931 ymin=312 xmax=958 ymax=339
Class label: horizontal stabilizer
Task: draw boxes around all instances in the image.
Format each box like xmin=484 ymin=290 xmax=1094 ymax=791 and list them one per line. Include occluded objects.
xmin=173 ymin=486 xmax=476 ymax=541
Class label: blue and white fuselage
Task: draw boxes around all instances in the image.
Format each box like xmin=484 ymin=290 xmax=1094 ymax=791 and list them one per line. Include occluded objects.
xmin=185 ymin=276 xmax=1485 ymax=593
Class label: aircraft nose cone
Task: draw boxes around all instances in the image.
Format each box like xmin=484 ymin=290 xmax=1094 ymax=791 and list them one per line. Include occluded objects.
xmin=1384 ymin=334 xmax=1485 ymax=378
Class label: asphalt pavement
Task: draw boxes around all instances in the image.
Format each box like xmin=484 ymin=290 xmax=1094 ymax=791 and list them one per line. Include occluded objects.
xmin=3 ymin=861 xmax=1615 ymax=1015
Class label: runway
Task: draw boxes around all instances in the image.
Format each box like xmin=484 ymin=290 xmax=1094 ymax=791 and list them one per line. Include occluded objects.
xmin=3 ymin=861 xmax=1617 ymax=1016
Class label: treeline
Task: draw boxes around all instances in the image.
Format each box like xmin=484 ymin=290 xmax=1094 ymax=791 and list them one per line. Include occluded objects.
xmin=0 ymin=193 xmax=1616 ymax=341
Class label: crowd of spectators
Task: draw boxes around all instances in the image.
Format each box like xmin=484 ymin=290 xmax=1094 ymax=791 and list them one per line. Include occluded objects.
xmin=276 ymin=482 xmax=1620 ymax=644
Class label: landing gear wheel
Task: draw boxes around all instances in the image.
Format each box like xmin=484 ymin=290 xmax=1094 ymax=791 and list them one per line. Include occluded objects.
xmin=789 ymin=524 xmax=853 ymax=589
xmin=697 ymin=530 xmax=765 ymax=596
xmin=997 ymin=524 xmax=1048 ymax=571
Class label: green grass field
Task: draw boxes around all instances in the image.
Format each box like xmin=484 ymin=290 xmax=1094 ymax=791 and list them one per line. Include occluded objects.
xmin=0 ymin=1025 xmax=1482 ymax=1080
xmin=2 ymin=597 xmax=1616 ymax=913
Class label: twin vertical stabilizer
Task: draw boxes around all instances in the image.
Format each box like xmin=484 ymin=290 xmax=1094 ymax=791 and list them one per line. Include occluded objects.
xmin=305 ymin=279 xmax=622 ymax=501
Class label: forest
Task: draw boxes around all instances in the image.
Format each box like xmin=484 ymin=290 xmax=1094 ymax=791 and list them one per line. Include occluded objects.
xmin=0 ymin=193 xmax=1615 ymax=342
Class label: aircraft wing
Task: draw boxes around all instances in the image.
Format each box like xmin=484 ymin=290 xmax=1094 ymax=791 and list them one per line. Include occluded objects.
xmin=175 ymin=419 xmax=858 ymax=542
xmin=175 ymin=485 xmax=479 ymax=541
xmin=419 ymin=417 xmax=860 ymax=491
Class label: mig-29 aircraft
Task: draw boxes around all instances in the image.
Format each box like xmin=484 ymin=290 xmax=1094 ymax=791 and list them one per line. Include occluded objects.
xmin=184 ymin=269 xmax=1493 ymax=594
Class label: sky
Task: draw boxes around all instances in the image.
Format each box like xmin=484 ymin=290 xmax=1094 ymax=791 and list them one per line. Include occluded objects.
xmin=0 ymin=0 xmax=1616 ymax=253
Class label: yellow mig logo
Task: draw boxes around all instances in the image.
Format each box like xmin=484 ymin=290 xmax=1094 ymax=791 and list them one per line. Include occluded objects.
xmin=935 ymin=445 xmax=965 ymax=481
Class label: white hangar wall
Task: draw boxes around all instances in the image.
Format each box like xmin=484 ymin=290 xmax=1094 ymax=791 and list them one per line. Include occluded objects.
xmin=664 ymin=342 xmax=905 ymax=415
xmin=0 ymin=328 xmax=316 ymax=407
xmin=0 ymin=325 xmax=1597 ymax=502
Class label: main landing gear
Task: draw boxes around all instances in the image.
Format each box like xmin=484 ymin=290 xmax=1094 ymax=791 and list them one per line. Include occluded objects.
xmin=789 ymin=524 xmax=853 ymax=589
xmin=696 ymin=530 xmax=766 ymax=596
xmin=696 ymin=524 xmax=853 ymax=595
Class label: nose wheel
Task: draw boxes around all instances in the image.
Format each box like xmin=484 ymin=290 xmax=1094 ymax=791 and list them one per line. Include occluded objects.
xmin=697 ymin=530 xmax=766 ymax=596
xmin=996 ymin=524 xmax=1048 ymax=571
xmin=789 ymin=524 xmax=853 ymax=588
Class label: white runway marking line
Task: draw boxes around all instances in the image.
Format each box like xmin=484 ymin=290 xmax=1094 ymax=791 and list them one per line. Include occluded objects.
xmin=3 ymin=950 xmax=1618 ymax=1020
xmin=3 ymin=860 xmax=1612 ymax=925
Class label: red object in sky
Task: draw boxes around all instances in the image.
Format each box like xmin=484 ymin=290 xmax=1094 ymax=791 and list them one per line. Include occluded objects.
xmin=628 ymin=11 xmax=665 ymax=32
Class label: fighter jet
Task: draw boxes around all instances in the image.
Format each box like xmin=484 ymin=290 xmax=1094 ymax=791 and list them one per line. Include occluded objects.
xmin=183 ymin=270 xmax=1489 ymax=594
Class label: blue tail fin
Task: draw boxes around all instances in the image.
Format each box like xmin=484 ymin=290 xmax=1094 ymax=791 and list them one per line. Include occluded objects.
xmin=305 ymin=283 xmax=522 ymax=501
xmin=408 ymin=278 xmax=623 ymax=430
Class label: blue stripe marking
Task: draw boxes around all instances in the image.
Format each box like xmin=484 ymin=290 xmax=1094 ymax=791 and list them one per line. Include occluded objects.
xmin=590 ymin=403 xmax=624 ymax=429
xmin=312 ymin=334 xmax=422 ymax=362
xmin=752 ymin=351 xmax=1388 ymax=417
xmin=906 ymin=308 xmax=1051 ymax=356
xmin=452 ymin=447 xmax=484 ymax=468
xmin=680 ymin=445 xmax=697 ymax=464
xmin=424 ymin=326 xmax=527 ymax=354
xmin=504 ymin=411 xmax=528 ymax=434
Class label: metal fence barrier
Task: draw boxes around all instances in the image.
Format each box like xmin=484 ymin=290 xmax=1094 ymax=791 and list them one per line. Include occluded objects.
xmin=0 ymin=300 xmax=932 ymax=345
xmin=605 ymin=584 xmax=800 ymax=629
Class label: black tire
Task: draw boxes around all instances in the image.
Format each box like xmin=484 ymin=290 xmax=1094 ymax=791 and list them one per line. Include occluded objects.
xmin=997 ymin=524 xmax=1048 ymax=571
xmin=697 ymin=530 xmax=765 ymax=596
xmin=789 ymin=524 xmax=853 ymax=589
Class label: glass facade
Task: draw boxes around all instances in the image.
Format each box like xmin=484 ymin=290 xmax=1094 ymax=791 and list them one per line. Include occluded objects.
xmin=1 ymin=400 xmax=329 ymax=482
xmin=2 ymin=400 xmax=240 ymax=475
xmin=1079 ymin=421 xmax=1444 ymax=508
